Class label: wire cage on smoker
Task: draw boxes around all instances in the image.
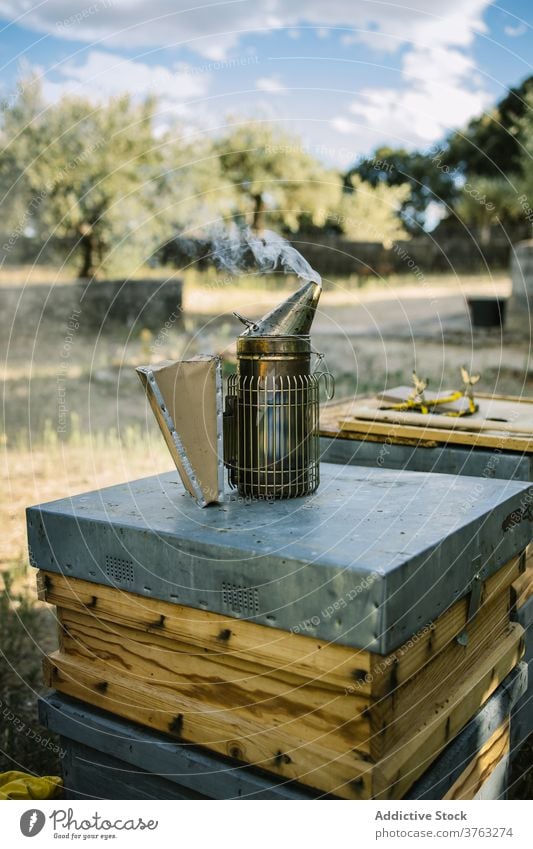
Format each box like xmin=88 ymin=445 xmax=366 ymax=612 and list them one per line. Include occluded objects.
xmin=224 ymin=371 xmax=321 ymax=499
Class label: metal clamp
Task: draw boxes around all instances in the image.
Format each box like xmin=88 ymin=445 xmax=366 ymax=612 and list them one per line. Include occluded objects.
xmin=456 ymin=559 xmax=484 ymax=646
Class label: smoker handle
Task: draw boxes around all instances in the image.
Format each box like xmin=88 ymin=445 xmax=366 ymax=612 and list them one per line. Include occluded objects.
xmin=310 ymin=348 xmax=335 ymax=400
xmin=315 ymin=371 xmax=335 ymax=401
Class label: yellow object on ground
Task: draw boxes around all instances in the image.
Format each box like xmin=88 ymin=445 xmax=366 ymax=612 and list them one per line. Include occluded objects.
xmin=0 ymin=770 xmax=62 ymax=800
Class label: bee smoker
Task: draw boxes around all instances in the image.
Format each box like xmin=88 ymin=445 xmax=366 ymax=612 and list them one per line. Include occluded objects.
xmin=224 ymin=279 xmax=333 ymax=499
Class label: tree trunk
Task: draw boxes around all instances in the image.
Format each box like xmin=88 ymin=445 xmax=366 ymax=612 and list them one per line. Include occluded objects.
xmin=251 ymin=194 xmax=266 ymax=233
xmin=79 ymin=230 xmax=96 ymax=279
xmin=480 ymin=222 xmax=491 ymax=246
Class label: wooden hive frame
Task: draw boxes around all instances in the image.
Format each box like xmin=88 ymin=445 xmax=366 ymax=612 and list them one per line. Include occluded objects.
xmin=321 ymin=392 xmax=533 ymax=453
xmin=38 ymin=556 xmax=525 ymax=800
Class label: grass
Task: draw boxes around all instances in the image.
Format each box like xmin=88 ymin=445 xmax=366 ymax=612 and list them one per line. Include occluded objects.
xmin=0 ymin=571 xmax=61 ymax=777
xmin=0 ymin=419 xmax=170 ymax=782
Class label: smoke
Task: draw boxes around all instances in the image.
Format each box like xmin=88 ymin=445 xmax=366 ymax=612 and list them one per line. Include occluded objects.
xmin=211 ymin=227 xmax=321 ymax=287
xmin=172 ymin=226 xmax=321 ymax=287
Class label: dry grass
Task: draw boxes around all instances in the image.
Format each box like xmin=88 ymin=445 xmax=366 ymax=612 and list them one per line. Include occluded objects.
xmin=1 ymin=422 xmax=170 ymax=582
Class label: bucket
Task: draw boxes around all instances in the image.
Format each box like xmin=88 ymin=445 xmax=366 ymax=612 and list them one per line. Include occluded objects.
xmin=467 ymin=297 xmax=507 ymax=329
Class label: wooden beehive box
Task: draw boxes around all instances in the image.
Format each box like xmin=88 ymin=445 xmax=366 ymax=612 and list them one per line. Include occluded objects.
xmin=28 ymin=464 xmax=531 ymax=799
xmin=38 ymin=555 xmax=523 ymax=800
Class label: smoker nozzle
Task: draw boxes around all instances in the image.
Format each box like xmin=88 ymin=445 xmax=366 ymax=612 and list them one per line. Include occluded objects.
xmin=234 ymin=279 xmax=321 ymax=338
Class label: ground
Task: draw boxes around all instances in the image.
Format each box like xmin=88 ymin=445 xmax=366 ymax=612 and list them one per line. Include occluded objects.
xmin=1 ymin=265 xmax=531 ymax=790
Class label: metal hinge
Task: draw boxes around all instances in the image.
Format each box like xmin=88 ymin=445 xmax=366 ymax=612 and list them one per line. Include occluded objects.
xmin=456 ymin=556 xmax=484 ymax=646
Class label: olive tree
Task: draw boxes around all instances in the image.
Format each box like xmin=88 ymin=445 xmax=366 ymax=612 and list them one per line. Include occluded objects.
xmin=213 ymin=122 xmax=341 ymax=232
xmin=0 ymin=78 xmax=169 ymax=278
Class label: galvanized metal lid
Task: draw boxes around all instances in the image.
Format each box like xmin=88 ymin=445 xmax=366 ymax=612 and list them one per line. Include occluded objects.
xmin=26 ymin=463 xmax=532 ymax=653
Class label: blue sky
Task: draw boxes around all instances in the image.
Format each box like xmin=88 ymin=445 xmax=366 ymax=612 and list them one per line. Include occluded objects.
xmin=0 ymin=1 xmax=531 ymax=167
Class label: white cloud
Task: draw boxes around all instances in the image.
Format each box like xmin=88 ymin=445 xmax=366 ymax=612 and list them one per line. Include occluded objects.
xmin=41 ymin=50 xmax=209 ymax=112
xmin=2 ymin=0 xmax=497 ymax=157
xmin=256 ymin=75 xmax=287 ymax=93
xmin=331 ymin=44 xmax=491 ymax=150
xmin=0 ymin=1 xmax=492 ymax=58
xmin=504 ymin=22 xmax=527 ymax=37
xmin=44 ymin=50 xmax=209 ymax=101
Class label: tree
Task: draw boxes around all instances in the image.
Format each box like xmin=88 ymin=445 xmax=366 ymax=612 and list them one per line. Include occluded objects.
xmin=329 ymin=175 xmax=410 ymax=246
xmin=0 ymin=77 xmax=169 ymax=278
xmin=454 ymin=177 xmax=523 ymax=243
xmin=213 ymin=122 xmax=341 ymax=233
xmin=512 ymin=90 xmax=533 ymax=222
xmin=444 ymin=75 xmax=533 ymax=180
xmin=345 ymin=146 xmax=456 ymax=232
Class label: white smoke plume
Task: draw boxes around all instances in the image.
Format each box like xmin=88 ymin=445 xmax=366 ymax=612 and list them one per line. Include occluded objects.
xmin=172 ymin=226 xmax=321 ymax=287
xmin=211 ymin=227 xmax=321 ymax=287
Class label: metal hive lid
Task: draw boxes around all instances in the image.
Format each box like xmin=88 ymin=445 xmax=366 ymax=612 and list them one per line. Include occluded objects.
xmin=26 ymin=463 xmax=532 ymax=653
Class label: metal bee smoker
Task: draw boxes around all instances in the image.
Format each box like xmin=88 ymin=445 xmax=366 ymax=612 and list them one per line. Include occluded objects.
xmin=224 ymin=279 xmax=334 ymax=499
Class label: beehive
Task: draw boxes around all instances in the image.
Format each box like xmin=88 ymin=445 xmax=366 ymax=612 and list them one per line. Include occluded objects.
xmin=28 ymin=464 xmax=531 ymax=799
xmin=320 ymin=392 xmax=533 ymax=481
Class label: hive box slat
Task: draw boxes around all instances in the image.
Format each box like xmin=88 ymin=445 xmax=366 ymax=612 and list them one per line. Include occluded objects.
xmin=48 ymin=563 xmax=515 ymax=762
xmin=40 ymin=565 xmax=524 ymax=800
xmin=36 ymin=571 xmax=370 ymax=694
xmin=42 ymin=649 xmax=374 ymax=799
xmin=41 ymin=626 xmax=523 ymax=800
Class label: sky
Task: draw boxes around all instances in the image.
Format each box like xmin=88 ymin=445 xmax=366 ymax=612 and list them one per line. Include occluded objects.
xmin=0 ymin=0 xmax=531 ymax=168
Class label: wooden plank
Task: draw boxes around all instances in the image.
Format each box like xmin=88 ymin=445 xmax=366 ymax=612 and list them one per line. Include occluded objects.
xmin=347 ymin=406 xmax=533 ymax=437
xmin=373 ymin=622 xmax=524 ymax=799
xmin=370 ymin=591 xmax=511 ymax=758
xmin=38 ymin=571 xmax=370 ymax=694
xmin=338 ymin=417 xmax=533 ymax=453
xmin=43 ymin=651 xmax=373 ymax=800
xmin=443 ymin=721 xmax=510 ymax=800
xmin=56 ymin=607 xmax=371 ymax=755
xmin=44 ymin=622 xmax=523 ymax=800
xmin=513 ymin=545 xmax=533 ymax=608
xmin=54 ymin=567 xmax=515 ymax=764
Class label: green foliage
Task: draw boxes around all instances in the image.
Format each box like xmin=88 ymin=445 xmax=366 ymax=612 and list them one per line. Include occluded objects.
xmin=0 ymin=77 xmax=172 ymax=278
xmin=329 ymin=175 xmax=410 ymax=246
xmin=0 ymin=85 xmax=417 ymax=272
xmin=513 ymin=90 xmax=533 ymax=208
xmin=213 ymin=122 xmax=341 ymax=232
xmin=346 ymin=146 xmax=456 ymax=232
xmin=454 ymin=176 xmax=522 ymax=238
xmin=445 ymin=76 xmax=533 ymax=180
